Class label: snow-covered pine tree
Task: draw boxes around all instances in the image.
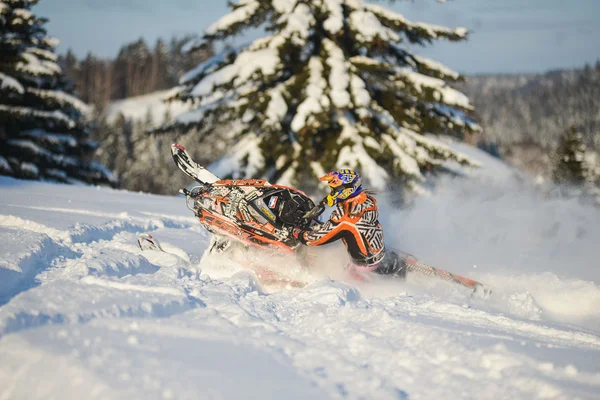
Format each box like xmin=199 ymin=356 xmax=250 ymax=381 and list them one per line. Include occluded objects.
xmin=0 ymin=0 xmax=116 ymax=185
xmin=552 ymin=126 xmax=588 ymax=186
xmin=159 ymin=0 xmax=480 ymax=192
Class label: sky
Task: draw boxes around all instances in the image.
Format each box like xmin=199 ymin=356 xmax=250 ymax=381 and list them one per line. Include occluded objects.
xmin=37 ymin=0 xmax=600 ymax=74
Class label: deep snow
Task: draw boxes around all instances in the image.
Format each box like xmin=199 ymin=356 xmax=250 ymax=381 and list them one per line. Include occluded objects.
xmin=0 ymin=146 xmax=599 ymax=399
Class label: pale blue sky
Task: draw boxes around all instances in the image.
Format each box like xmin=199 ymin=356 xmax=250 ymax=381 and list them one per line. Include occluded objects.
xmin=38 ymin=0 xmax=600 ymax=74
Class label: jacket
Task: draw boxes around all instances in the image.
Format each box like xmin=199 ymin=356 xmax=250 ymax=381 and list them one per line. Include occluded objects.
xmin=300 ymin=191 xmax=385 ymax=265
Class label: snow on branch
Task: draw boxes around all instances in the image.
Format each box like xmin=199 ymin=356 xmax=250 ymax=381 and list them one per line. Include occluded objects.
xmin=263 ymin=85 xmax=288 ymax=129
xmin=322 ymin=0 xmax=343 ymax=34
xmin=375 ymin=108 xmax=477 ymax=167
xmin=412 ymin=55 xmax=459 ymax=80
xmin=179 ymin=46 xmax=242 ymax=86
xmin=270 ymin=3 xmax=314 ymax=48
xmin=0 ymin=71 xmax=24 ymax=94
xmin=7 ymin=139 xmax=78 ymax=168
xmin=27 ymin=88 xmax=90 ymax=115
xmin=17 ymin=51 xmax=61 ymax=77
xmin=0 ymin=104 xmax=75 ymax=128
xmin=21 ymin=129 xmax=77 ymax=148
xmin=323 ymin=39 xmax=350 ymax=108
xmin=209 ymin=132 xmax=265 ymax=178
xmin=349 ymin=9 xmax=400 ymax=44
xmin=337 ymin=114 xmax=389 ymax=190
xmin=380 ymin=133 xmax=424 ymax=180
xmin=205 ymin=0 xmax=263 ymax=39
xmin=395 ymin=67 xmax=472 ymax=109
xmin=42 ymin=36 xmax=60 ymax=48
xmin=272 ymin=0 xmax=297 ymax=14
xmin=290 ymin=57 xmax=329 ymax=132
xmin=190 ymin=47 xmax=281 ymax=98
xmin=364 ymin=3 xmax=467 ymax=43
xmin=27 ymin=47 xmax=58 ymax=63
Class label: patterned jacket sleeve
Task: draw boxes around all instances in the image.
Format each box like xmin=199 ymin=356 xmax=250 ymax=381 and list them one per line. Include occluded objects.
xmin=301 ymin=207 xmax=347 ymax=246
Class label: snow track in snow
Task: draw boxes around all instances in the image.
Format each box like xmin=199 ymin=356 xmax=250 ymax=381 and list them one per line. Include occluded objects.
xmin=0 ymin=175 xmax=599 ymax=399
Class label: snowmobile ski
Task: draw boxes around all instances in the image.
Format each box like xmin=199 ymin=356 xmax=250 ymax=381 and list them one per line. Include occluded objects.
xmin=171 ymin=143 xmax=220 ymax=184
xmin=400 ymin=252 xmax=492 ymax=297
xmin=137 ymin=233 xmax=164 ymax=252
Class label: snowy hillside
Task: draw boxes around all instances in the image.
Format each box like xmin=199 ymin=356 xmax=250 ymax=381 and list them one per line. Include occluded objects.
xmin=1 ymin=149 xmax=600 ymax=398
xmin=105 ymin=89 xmax=192 ymax=125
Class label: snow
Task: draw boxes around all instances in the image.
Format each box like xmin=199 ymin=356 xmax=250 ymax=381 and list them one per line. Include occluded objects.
xmin=272 ymin=0 xmax=296 ymax=14
xmin=290 ymin=57 xmax=328 ymax=132
xmin=381 ymin=133 xmax=423 ymax=179
xmin=0 ymin=71 xmax=24 ymax=94
xmin=12 ymin=8 xmax=32 ymax=20
xmin=0 ymin=157 xmax=600 ymax=398
xmin=413 ymin=54 xmax=460 ymax=80
xmin=349 ymin=10 xmax=400 ymax=43
xmin=26 ymin=47 xmax=58 ymax=63
xmin=336 ymin=115 xmax=390 ymax=189
xmin=28 ymin=88 xmax=89 ymax=115
xmin=0 ymin=105 xmax=75 ymax=128
xmin=21 ymin=129 xmax=77 ymax=148
xmin=105 ymin=90 xmax=193 ymax=126
xmin=264 ymin=86 xmax=288 ymax=128
xmin=16 ymin=52 xmax=61 ymax=77
xmin=364 ymin=2 xmax=467 ymax=40
xmin=397 ymin=67 xmax=472 ymax=109
xmin=209 ymin=133 xmax=265 ymax=178
xmin=19 ymin=162 xmax=38 ymax=177
xmin=272 ymin=3 xmax=314 ymax=48
xmin=179 ymin=45 xmax=241 ymax=85
xmin=0 ymin=156 xmax=11 ymax=173
xmin=205 ymin=0 xmax=261 ymax=37
xmin=322 ymin=0 xmax=344 ymax=34
xmin=350 ymin=73 xmax=371 ymax=109
xmin=323 ymin=39 xmax=351 ymax=108
xmin=191 ymin=47 xmax=281 ymax=97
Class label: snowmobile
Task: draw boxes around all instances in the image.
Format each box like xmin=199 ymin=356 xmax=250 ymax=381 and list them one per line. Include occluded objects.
xmin=170 ymin=143 xmax=321 ymax=255
xmin=140 ymin=143 xmax=491 ymax=296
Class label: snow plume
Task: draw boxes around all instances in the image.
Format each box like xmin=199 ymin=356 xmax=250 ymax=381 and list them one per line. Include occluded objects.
xmin=380 ymin=139 xmax=600 ymax=331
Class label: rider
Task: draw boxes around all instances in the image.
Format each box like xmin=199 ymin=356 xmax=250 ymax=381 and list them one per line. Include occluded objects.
xmin=293 ymin=169 xmax=406 ymax=279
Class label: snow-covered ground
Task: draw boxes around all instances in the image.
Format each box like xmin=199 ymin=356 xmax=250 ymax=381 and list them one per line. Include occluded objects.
xmin=104 ymin=89 xmax=192 ymax=125
xmin=1 ymin=147 xmax=599 ymax=399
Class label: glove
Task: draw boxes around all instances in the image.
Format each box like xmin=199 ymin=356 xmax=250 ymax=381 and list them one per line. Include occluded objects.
xmin=292 ymin=227 xmax=305 ymax=241
xmin=303 ymin=200 xmax=326 ymax=219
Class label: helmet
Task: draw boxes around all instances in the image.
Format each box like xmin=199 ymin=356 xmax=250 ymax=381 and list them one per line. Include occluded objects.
xmin=319 ymin=169 xmax=362 ymax=206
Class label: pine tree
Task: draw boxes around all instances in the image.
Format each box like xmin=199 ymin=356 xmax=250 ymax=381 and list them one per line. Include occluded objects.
xmin=552 ymin=126 xmax=588 ymax=186
xmin=159 ymin=0 xmax=480 ymax=192
xmin=0 ymin=0 xmax=116 ymax=185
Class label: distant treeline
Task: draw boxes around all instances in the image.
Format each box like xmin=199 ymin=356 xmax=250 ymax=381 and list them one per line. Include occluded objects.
xmin=58 ymin=36 xmax=214 ymax=106
xmin=458 ymin=61 xmax=600 ymax=151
